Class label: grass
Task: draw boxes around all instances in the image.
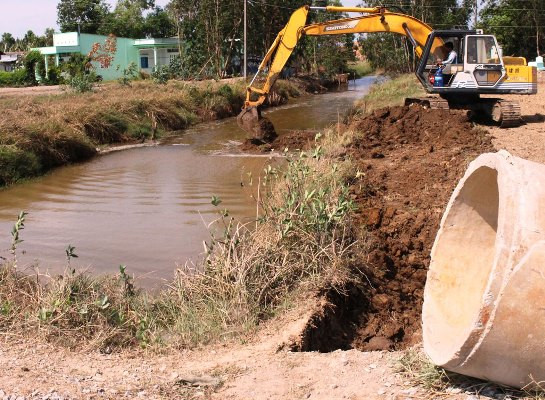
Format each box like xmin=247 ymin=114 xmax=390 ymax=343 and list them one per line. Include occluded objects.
xmin=0 ymin=78 xmax=305 ymax=187
xmin=0 ymin=128 xmax=358 ymax=350
xmin=354 ymin=73 xmax=425 ymax=113
xmin=398 ymin=348 xmax=545 ymax=399
xmin=347 ymin=60 xmax=373 ymax=78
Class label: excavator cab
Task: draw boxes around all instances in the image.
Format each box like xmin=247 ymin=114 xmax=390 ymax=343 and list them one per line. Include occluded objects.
xmin=416 ymin=30 xmax=507 ymax=93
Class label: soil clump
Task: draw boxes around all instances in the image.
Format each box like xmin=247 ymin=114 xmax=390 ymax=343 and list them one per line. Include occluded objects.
xmin=239 ymin=129 xmax=317 ymax=153
xmin=290 ymin=105 xmax=494 ymax=353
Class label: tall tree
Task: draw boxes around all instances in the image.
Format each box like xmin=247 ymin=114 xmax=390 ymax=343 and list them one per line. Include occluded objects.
xmin=99 ymin=0 xmax=149 ymax=38
xmin=144 ymin=7 xmax=176 ymax=38
xmin=1 ymin=33 xmax=15 ymax=52
xmin=358 ymin=0 xmax=473 ymax=72
xmin=480 ymin=0 xmax=545 ymax=59
xmin=44 ymin=28 xmax=55 ymax=46
xmin=57 ymin=0 xmax=110 ymax=34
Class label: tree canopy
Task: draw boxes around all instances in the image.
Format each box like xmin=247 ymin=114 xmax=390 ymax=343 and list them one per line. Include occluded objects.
xmin=0 ymin=29 xmax=54 ymax=52
xmin=57 ymin=0 xmax=110 ymax=34
xmin=480 ymin=0 xmax=545 ymax=60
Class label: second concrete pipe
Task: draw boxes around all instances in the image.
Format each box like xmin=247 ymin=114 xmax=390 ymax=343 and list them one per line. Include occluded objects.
xmin=423 ymin=150 xmax=545 ymax=388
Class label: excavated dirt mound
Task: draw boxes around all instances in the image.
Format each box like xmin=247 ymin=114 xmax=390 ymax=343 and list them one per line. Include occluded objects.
xmin=239 ymin=130 xmax=317 ymax=154
xmin=290 ymin=105 xmax=494 ymax=352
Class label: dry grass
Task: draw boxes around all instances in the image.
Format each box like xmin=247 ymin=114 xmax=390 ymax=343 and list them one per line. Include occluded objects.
xmin=0 ymin=80 xmax=248 ymax=186
xmin=0 ymin=127 xmax=358 ymax=350
xmin=398 ymin=348 xmax=545 ymax=399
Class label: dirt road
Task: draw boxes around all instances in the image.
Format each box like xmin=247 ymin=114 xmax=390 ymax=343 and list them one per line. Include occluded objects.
xmin=0 ymin=303 xmax=465 ymax=400
xmin=488 ymin=84 xmax=545 ymax=163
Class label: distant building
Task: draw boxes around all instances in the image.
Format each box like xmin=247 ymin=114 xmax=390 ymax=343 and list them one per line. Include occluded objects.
xmin=0 ymin=51 xmax=23 ymax=72
xmin=34 ymin=32 xmax=182 ymax=80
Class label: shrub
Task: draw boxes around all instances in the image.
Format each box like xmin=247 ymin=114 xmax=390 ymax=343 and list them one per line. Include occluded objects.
xmin=0 ymin=145 xmax=41 ymax=186
xmin=23 ymin=50 xmax=43 ymax=85
xmin=46 ymin=66 xmax=62 ymax=85
xmin=151 ymin=65 xmax=170 ymax=84
xmin=67 ymin=72 xmax=97 ymax=93
xmin=0 ymin=69 xmax=27 ymax=87
xmin=117 ymin=62 xmax=138 ymax=86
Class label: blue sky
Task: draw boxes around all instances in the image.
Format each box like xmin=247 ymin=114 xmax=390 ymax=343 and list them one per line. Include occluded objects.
xmin=2 ymin=0 xmax=362 ymax=38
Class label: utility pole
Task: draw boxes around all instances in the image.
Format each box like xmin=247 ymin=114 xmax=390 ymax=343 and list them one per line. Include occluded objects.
xmin=244 ymin=0 xmax=248 ymax=80
xmin=474 ymin=0 xmax=478 ymax=29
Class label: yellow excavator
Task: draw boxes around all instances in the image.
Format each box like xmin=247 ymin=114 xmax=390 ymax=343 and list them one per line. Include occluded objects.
xmin=237 ymin=5 xmax=538 ymax=138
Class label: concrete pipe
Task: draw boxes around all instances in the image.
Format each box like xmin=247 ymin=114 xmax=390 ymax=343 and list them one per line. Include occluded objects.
xmin=423 ymin=150 xmax=545 ymax=388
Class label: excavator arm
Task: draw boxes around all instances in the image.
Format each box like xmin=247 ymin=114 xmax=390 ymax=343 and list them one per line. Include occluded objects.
xmin=238 ymin=5 xmax=436 ymax=139
xmin=241 ymin=6 xmax=434 ymax=110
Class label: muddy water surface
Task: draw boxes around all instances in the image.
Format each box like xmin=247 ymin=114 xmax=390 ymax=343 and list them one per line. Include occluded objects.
xmin=0 ymin=77 xmax=376 ymax=286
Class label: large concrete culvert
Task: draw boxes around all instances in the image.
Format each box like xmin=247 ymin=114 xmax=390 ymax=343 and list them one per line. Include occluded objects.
xmin=423 ymin=150 xmax=545 ymax=388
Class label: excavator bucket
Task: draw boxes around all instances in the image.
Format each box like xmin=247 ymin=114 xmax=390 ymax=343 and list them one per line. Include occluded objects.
xmin=237 ymin=106 xmax=277 ymax=143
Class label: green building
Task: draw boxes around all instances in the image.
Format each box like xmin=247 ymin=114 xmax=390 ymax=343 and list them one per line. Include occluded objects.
xmin=35 ymin=32 xmax=181 ymax=81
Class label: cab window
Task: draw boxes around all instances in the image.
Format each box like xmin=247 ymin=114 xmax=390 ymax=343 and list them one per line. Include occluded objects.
xmin=466 ymin=36 xmax=501 ymax=64
xmin=424 ymin=36 xmax=461 ymax=67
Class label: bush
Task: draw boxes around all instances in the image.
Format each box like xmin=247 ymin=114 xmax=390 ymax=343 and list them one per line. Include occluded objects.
xmin=23 ymin=50 xmax=43 ymax=85
xmin=0 ymin=69 xmax=27 ymax=87
xmin=0 ymin=145 xmax=41 ymax=186
xmin=61 ymin=53 xmax=91 ymax=78
xmin=45 ymin=66 xmax=62 ymax=85
xmin=151 ymin=65 xmax=170 ymax=84
xmin=117 ymin=62 xmax=138 ymax=86
xmin=67 ymin=72 xmax=97 ymax=93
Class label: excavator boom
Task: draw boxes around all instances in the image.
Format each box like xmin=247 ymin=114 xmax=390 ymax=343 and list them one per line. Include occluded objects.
xmin=238 ymin=5 xmax=435 ymax=140
xmin=238 ymin=4 xmax=537 ymax=139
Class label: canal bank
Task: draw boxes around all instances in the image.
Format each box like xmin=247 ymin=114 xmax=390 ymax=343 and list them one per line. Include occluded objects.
xmin=0 ymin=76 xmax=378 ymax=285
xmin=0 ymin=76 xmax=336 ymax=188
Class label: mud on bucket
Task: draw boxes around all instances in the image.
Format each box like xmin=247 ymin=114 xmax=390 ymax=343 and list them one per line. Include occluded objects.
xmin=423 ymin=150 xmax=545 ymax=389
xmin=237 ymin=107 xmax=277 ymax=143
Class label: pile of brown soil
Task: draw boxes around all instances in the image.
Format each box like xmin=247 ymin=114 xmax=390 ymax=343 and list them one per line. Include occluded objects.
xmin=239 ymin=130 xmax=317 ymax=154
xmin=291 ymin=105 xmax=494 ymax=352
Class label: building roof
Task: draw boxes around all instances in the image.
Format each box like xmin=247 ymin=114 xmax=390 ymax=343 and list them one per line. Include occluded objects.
xmin=133 ymin=38 xmax=181 ymax=48
xmin=0 ymin=54 xmax=19 ymax=63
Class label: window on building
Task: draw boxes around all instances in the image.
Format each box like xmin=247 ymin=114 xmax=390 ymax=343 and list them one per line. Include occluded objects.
xmin=141 ymin=56 xmax=149 ymax=69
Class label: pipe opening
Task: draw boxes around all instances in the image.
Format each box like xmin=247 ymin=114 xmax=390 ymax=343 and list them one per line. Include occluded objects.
xmin=424 ymin=166 xmax=499 ymax=365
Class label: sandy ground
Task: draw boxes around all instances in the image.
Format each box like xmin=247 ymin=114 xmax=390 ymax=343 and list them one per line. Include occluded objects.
xmin=1 ymin=82 xmax=544 ymax=400
xmin=0 ymin=301 xmax=471 ymax=400
xmin=488 ymin=80 xmax=545 ymax=163
xmin=0 ymin=85 xmax=64 ymax=97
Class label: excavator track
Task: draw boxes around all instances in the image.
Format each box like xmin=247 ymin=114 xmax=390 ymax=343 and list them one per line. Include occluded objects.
xmin=404 ymin=97 xmax=449 ymax=110
xmin=494 ymin=101 xmax=522 ymax=128
xmin=405 ymin=97 xmax=522 ymax=128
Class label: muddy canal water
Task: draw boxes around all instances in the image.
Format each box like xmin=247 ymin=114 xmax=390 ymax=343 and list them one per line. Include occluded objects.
xmin=0 ymin=77 xmax=377 ymax=286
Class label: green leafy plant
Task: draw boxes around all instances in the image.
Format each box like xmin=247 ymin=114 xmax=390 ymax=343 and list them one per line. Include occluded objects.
xmin=10 ymin=211 xmax=28 ymax=258
xmin=151 ymin=65 xmax=170 ymax=84
xmin=65 ymin=244 xmax=78 ymax=272
xmin=118 ymin=265 xmax=135 ymax=297
xmin=67 ymin=72 xmax=97 ymax=93
xmin=117 ymin=62 xmax=138 ymax=86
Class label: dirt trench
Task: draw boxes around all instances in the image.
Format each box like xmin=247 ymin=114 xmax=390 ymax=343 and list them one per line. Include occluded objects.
xmin=289 ymin=105 xmax=494 ymax=352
